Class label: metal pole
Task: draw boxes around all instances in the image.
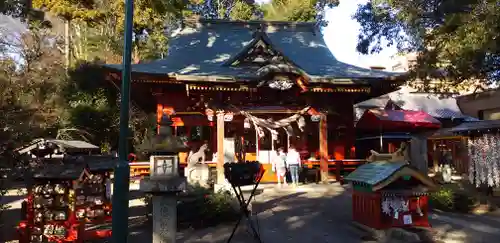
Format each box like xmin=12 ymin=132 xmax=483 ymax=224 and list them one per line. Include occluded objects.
xmin=112 ymin=0 xmax=134 ymax=241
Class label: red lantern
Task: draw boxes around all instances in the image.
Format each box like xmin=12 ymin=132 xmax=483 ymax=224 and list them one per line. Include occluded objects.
xmin=224 ymin=112 xmax=234 ymax=122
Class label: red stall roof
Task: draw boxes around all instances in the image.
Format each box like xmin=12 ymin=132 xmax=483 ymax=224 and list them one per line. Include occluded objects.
xmin=356 ymin=108 xmax=441 ymax=131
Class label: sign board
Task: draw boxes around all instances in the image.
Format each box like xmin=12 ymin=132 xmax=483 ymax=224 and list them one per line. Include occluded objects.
xmin=150 ymin=155 xmax=178 ymax=179
xmin=403 ymin=214 xmax=412 ymax=225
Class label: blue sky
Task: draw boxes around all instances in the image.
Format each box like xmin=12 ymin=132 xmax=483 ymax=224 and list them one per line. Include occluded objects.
xmin=322 ymin=0 xmax=398 ymax=69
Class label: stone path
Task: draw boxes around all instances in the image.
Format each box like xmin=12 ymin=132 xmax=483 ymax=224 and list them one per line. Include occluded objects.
xmin=173 ymin=184 xmax=366 ymax=243
xmin=430 ymin=211 xmax=500 ymax=243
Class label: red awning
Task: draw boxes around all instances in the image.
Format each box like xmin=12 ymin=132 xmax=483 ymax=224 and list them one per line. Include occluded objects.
xmin=356 ymin=108 xmax=441 ymax=131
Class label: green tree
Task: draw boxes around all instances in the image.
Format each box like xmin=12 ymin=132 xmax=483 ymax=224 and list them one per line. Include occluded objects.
xmin=32 ymin=0 xmax=107 ymax=67
xmin=262 ymin=0 xmax=317 ymax=22
xmin=0 ymin=23 xmax=66 ymax=137
xmin=230 ymin=0 xmax=260 ymax=21
xmin=354 ymin=0 xmax=500 ymax=87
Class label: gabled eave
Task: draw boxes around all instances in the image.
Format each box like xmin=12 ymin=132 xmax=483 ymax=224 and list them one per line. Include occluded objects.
xmin=222 ymin=30 xmax=299 ymax=68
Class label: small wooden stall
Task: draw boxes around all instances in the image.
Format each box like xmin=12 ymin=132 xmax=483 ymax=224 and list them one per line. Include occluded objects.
xmin=355 ymin=108 xmax=441 ymax=156
xmin=345 ymin=161 xmax=437 ymax=229
xmin=427 ymin=128 xmax=469 ymax=174
xmin=79 ymin=159 xmax=115 ymax=239
xmin=17 ymin=164 xmax=88 ymax=243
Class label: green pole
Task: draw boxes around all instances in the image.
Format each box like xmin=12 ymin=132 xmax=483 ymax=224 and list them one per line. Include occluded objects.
xmin=112 ymin=0 xmax=134 ymax=241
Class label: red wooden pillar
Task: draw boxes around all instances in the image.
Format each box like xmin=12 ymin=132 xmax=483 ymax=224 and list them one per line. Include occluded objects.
xmin=319 ymin=114 xmax=329 ymax=182
xmin=216 ymin=111 xmax=225 ymax=184
xmin=344 ymin=104 xmax=355 ymax=159
xmin=211 ymin=122 xmax=217 ymax=156
xmin=156 ymin=103 xmax=163 ymax=133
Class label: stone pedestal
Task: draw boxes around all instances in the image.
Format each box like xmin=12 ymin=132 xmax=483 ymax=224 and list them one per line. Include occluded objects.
xmin=140 ymin=177 xmax=186 ymax=243
xmin=152 ymin=195 xmax=177 ymax=243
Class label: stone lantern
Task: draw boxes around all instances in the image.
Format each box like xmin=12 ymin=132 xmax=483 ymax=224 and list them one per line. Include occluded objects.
xmin=138 ymin=112 xmax=188 ymax=243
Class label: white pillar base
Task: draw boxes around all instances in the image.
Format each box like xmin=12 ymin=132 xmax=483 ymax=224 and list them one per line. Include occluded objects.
xmin=214 ymin=180 xmax=234 ymax=194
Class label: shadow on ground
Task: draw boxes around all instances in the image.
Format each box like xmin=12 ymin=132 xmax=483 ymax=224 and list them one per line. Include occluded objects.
xmin=91 ymin=184 xmax=368 ymax=243
xmin=429 ymin=211 xmax=500 ymax=243
xmin=5 ymin=184 xmax=500 ymax=243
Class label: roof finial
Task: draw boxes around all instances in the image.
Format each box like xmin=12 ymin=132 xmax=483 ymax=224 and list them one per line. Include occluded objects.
xmin=252 ymin=24 xmax=264 ymax=38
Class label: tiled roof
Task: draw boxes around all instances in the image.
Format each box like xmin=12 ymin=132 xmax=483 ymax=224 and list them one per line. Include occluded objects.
xmin=429 ymin=128 xmax=455 ymax=138
xmin=16 ymin=139 xmax=99 ymax=155
xmin=50 ymin=140 xmax=99 ymax=149
xmin=33 ymin=163 xmax=86 ymax=180
xmin=354 ymin=87 xmax=478 ymax=120
xmin=451 ymin=120 xmax=500 ymax=133
xmin=344 ymin=161 xmax=407 ymax=186
xmin=105 ymin=19 xmax=400 ymax=82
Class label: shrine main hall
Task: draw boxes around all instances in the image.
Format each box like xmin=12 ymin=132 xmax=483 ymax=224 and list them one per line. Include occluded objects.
xmin=105 ymin=18 xmax=403 ymax=182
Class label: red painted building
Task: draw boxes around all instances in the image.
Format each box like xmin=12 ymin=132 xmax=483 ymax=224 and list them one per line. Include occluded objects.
xmin=104 ymin=19 xmax=404 ymax=182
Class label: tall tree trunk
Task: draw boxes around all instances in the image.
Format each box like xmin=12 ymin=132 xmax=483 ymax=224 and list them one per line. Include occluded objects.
xmin=409 ymin=134 xmax=429 ymax=173
xmin=64 ymin=19 xmax=71 ymax=70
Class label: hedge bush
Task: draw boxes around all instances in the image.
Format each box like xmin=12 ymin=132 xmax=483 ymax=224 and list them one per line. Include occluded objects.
xmin=429 ymin=185 xmax=478 ymax=213
xmin=177 ymin=187 xmax=239 ymax=229
xmin=144 ymin=186 xmax=239 ymax=229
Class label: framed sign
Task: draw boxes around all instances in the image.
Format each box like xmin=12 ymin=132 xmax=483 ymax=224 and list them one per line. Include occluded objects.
xmin=150 ymin=156 xmax=178 ymax=179
xmin=403 ymin=214 xmax=412 ymax=225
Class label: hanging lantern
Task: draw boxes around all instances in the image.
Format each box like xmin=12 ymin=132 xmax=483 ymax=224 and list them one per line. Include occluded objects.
xmin=224 ymin=112 xmax=234 ymax=122
xmin=311 ymin=114 xmax=321 ymax=122
xmin=272 ymin=133 xmax=278 ymax=141
xmin=244 ymin=118 xmax=251 ymax=129
xmin=205 ymin=108 xmax=214 ymax=121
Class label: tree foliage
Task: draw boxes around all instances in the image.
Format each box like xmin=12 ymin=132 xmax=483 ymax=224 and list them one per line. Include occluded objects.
xmin=0 ymin=23 xmax=66 ymax=143
xmin=32 ymin=0 xmax=105 ymax=21
xmin=262 ymin=0 xmax=317 ymax=22
xmin=260 ymin=0 xmax=338 ymax=26
xmin=354 ymin=0 xmax=500 ymax=87
xmin=0 ymin=0 xmax=29 ymax=19
xmin=190 ymin=0 xmax=262 ymax=20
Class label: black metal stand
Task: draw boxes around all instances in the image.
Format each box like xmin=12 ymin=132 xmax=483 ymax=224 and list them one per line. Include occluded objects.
xmin=226 ymin=170 xmax=264 ymax=243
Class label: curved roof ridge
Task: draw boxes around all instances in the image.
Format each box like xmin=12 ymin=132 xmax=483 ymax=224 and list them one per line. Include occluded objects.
xmin=183 ymin=18 xmax=318 ymax=33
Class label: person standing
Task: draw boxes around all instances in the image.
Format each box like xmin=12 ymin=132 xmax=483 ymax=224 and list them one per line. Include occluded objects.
xmin=286 ymin=145 xmax=301 ymax=187
xmin=272 ymin=147 xmax=288 ymax=187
